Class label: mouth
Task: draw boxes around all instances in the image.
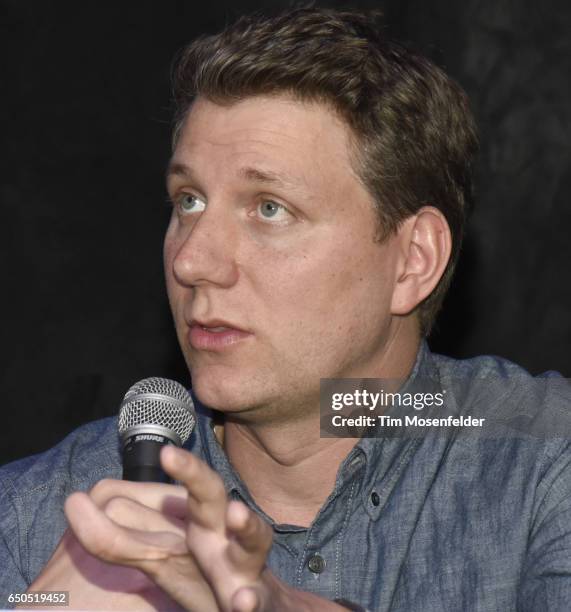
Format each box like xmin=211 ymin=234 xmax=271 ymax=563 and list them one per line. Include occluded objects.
xmin=188 ymin=319 xmax=252 ymax=351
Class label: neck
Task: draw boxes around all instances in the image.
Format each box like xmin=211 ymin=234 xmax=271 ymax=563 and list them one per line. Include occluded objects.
xmin=222 ymin=322 xmax=421 ymax=527
xmin=223 ymin=417 xmax=358 ymax=527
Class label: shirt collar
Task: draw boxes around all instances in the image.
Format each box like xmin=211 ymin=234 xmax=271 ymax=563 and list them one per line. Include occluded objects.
xmin=192 ymin=404 xmax=244 ymax=495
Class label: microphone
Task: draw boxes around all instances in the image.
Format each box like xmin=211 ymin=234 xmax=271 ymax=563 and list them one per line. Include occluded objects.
xmin=118 ymin=377 xmax=196 ymax=482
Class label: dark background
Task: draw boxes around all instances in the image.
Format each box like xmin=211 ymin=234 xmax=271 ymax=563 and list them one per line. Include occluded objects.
xmin=1 ymin=0 xmax=569 ymax=465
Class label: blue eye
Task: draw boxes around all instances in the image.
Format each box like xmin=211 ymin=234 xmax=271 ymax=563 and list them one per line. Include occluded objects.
xmin=257 ymin=200 xmax=291 ymax=222
xmin=260 ymin=201 xmax=280 ymax=218
xmin=179 ymin=194 xmax=206 ymax=214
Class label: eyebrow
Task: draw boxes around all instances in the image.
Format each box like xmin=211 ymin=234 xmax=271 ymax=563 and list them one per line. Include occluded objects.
xmin=165 ymin=162 xmax=195 ymax=181
xmin=166 ymin=162 xmax=302 ymax=190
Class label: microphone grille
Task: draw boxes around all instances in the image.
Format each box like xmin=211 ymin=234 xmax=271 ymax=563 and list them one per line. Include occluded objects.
xmin=118 ymin=377 xmax=195 ymax=444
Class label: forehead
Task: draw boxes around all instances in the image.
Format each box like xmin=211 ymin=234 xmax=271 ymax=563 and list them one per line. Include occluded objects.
xmin=168 ymin=95 xmax=360 ymax=191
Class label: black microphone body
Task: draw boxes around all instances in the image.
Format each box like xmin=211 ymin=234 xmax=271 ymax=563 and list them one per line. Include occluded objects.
xmin=122 ymin=433 xmax=176 ymax=483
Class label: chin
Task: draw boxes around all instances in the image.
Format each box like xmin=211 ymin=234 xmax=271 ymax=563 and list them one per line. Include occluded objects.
xmin=190 ymin=366 xmax=252 ymax=412
xmin=189 ymin=364 xmax=287 ymax=419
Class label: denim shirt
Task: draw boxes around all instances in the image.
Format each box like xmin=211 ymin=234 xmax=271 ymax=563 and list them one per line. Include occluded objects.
xmin=1 ymin=343 xmax=571 ymax=611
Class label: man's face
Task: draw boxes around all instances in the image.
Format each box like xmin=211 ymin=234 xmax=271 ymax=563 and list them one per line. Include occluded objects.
xmin=165 ymin=95 xmax=402 ymax=422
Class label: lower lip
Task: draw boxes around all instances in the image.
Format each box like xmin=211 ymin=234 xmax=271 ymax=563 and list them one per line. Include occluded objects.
xmin=188 ymin=325 xmax=252 ymax=350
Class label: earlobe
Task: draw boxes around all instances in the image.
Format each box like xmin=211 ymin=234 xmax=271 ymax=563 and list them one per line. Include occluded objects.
xmin=390 ymin=207 xmax=452 ymax=316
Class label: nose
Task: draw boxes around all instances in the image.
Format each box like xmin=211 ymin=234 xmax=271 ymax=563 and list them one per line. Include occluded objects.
xmin=166 ymin=206 xmax=239 ymax=289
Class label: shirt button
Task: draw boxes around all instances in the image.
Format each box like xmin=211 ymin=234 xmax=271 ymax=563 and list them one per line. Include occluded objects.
xmin=307 ymin=554 xmax=326 ymax=574
xmin=371 ymin=491 xmax=380 ymax=506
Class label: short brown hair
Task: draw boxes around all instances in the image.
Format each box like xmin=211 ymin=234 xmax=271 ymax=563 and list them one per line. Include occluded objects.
xmin=171 ymin=7 xmax=479 ymax=335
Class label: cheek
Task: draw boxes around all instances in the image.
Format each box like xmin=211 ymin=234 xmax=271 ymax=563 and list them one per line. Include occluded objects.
xmin=258 ymin=242 xmax=392 ymax=335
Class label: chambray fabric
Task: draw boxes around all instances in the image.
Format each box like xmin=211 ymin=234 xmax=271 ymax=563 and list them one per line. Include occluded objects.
xmin=1 ymin=343 xmax=571 ymax=611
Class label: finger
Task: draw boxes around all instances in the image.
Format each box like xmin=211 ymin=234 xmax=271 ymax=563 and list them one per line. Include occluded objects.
xmin=226 ymin=501 xmax=272 ymax=569
xmin=65 ymin=491 xmax=188 ymax=566
xmin=89 ymin=478 xmax=188 ymax=518
xmin=161 ymin=446 xmax=227 ymax=531
xmin=227 ymin=501 xmax=273 ymax=553
xmin=231 ymin=585 xmax=267 ymax=612
xmin=103 ymin=496 xmax=187 ymax=535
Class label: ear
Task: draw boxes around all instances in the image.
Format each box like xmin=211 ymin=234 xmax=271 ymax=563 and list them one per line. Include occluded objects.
xmin=390 ymin=206 xmax=452 ymax=316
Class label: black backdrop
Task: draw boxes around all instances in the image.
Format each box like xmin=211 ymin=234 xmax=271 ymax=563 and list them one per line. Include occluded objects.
xmin=1 ymin=0 xmax=570 ymax=465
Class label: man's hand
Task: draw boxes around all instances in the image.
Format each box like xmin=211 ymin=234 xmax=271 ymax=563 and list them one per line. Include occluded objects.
xmin=155 ymin=445 xmax=273 ymax=610
xmin=64 ymin=447 xmax=280 ymax=611
xmin=63 ymin=446 xmax=346 ymax=611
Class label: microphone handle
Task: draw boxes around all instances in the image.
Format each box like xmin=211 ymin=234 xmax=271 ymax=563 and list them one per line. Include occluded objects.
xmin=122 ymin=436 xmax=176 ymax=483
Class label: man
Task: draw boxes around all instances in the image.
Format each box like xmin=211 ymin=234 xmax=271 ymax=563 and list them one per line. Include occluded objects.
xmin=1 ymin=7 xmax=570 ymax=611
